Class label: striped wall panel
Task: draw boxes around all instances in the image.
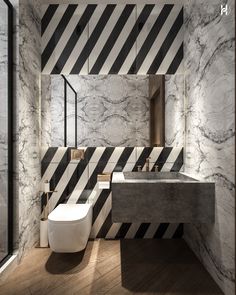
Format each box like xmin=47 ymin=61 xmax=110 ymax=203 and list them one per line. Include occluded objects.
xmin=41 ymin=147 xmax=184 ymax=239
xmin=41 ymin=4 xmax=184 ymax=75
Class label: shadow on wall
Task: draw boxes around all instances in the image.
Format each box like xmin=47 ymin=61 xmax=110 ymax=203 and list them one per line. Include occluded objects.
xmin=119 ymin=239 xmax=223 ymax=293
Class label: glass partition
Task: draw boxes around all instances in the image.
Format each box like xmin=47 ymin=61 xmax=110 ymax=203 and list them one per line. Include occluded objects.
xmin=0 ymin=0 xmax=13 ymax=265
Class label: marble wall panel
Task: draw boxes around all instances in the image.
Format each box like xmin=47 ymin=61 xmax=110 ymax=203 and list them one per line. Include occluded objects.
xmin=184 ymin=0 xmax=235 ymax=294
xmin=66 ymin=83 xmax=76 ymax=147
xmin=41 ymin=75 xmax=52 ymax=148
xmin=17 ymin=0 xmax=41 ymax=260
xmin=165 ymin=74 xmax=185 ymax=147
xmin=50 ymin=76 xmax=64 ymax=146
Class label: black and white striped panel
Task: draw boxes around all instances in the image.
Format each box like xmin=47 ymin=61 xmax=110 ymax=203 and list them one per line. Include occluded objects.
xmin=41 ymin=147 xmax=184 ymax=239
xmin=41 ymin=4 xmax=183 ymax=75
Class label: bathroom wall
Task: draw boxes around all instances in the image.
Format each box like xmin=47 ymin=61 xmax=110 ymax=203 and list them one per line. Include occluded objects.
xmin=41 ymin=146 xmax=184 ymax=239
xmin=41 ymin=74 xmax=185 ymax=148
xmin=18 ymin=0 xmax=42 ymax=260
xmin=184 ymin=0 xmax=235 ymax=294
xmin=165 ymin=74 xmax=185 ymax=147
xmin=10 ymin=0 xmax=42 ymax=261
xmin=41 ymin=75 xmax=52 ymax=150
xmin=41 ymin=3 xmax=184 ymax=75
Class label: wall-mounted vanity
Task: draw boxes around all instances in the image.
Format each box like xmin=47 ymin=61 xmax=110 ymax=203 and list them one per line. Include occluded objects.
xmin=112 ymin=171 xmax=215 ymax=223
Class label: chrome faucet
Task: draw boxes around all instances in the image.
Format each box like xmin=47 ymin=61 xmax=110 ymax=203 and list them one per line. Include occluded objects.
xmin=137 ymin=165 xmax=142 ymax=172
xmin=154 ymin=165 xmax=159 ymax=172
xmin=145 ymin=157 xmax=151 ymax=172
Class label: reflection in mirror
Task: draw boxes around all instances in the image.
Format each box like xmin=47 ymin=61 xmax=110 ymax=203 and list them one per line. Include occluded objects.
xmin=62 ymin=75 xmax=77 ymax=147
xmin=149 ymin=75 xmax=165 ymax=147
xmin=41 ymin=75 xmax=184 ymax=148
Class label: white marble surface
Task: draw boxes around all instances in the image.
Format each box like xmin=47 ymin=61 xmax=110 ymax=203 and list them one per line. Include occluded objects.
xmin=44 ymin=75 xmax=150 ymax=146
xmin=184 ymin=0 xmax=235 ymax=294
xmin=41 ymin=75 xmax=52 ymax=147
xmin=165 ymin=74 xmax=185 ymax=147
xmin=51 ymin=75 xmax=64 ymax=146
xmin=17 ymin=0 xmax=42 ymax=260
xmin=41 ymin=74 xmax=185 ymax=147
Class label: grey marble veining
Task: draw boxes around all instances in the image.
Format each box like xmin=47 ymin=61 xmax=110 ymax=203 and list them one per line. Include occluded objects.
xmin=184 ymin=0 xmax=235 ymax=294
xmin=41 ymin=74 xmax=185 ymax=148
xmin=44 ymin=75 xmax=150 ymax=147
xmin=41 ymin=75 xmax=52 ymax=148
xmin=51 ymin=75 xmax=65 ymax=147
xmin=165 ymin=75 xmax=185 ymax=147
xmin=17 ymin=0 xmax=42 ymax=261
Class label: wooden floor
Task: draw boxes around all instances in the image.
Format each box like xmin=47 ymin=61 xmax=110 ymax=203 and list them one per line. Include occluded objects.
xmin=0 ymin=239 xmax=223 ymax=295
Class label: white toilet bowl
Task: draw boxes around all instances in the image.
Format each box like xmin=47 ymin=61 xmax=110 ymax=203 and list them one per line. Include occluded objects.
xmin=48 ymin=204 xmax=92 ymax=253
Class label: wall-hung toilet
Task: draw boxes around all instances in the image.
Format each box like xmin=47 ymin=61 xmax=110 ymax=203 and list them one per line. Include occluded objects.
xmin=48 ymin=204 xmax=92 ymax=253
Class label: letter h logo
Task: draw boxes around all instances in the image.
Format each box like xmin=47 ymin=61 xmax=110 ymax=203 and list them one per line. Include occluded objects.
xmin=221 ymin=4 xmax=229 ymax=15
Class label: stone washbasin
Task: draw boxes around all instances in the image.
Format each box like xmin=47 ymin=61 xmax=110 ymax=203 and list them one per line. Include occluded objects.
xmin=122 ymin=171 xmax=196 ymax=181
xmin=111 ymin=172 xmax=215 ymax=223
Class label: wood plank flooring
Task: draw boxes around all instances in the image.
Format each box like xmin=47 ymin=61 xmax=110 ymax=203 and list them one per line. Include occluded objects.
xmin=0 ymin=239 xmax=223 ymax=295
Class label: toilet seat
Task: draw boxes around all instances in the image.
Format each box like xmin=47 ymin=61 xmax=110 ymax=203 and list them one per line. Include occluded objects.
xmin=48 ymin=204 xmax=91 ymax=223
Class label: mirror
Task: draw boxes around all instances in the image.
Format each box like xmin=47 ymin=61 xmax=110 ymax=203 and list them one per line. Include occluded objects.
xmin=41 ymin=74 xmax=184 ymax=147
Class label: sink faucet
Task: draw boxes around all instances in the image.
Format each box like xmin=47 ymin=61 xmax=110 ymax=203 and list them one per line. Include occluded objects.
xmin=145 ymin=157 xmax=151 ymax=172
xmin=154 ymin=165 xmax=159 ymax=172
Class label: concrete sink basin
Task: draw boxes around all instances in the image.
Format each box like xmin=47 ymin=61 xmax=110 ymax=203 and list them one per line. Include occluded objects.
xmin=122 ymin=171 xmax=196 ymax=181
xmin=112 ymin=172 xmax=215 ymax=223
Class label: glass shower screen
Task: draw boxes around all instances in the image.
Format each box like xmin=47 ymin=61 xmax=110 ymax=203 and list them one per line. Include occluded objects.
xmin=0 ymin=0 xmax=13 ymax=264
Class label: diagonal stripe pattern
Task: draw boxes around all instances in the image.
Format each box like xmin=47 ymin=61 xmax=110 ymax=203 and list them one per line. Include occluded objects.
xmin=41 ymin=4 xmax=184 ymax=74
xmin=41 ymin=147 xmax=184 ymax=239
